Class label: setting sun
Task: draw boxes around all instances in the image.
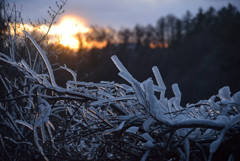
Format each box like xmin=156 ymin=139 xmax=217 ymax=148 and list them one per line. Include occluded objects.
xmin=13 ymin=16 xmax=109 ymax=51
xmin=40 ymin=16 xmax=90 ymax=50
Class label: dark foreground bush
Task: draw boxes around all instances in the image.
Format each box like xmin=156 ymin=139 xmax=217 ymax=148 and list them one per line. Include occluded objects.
xmin=0 ymin=31 xmax=240 ymax=161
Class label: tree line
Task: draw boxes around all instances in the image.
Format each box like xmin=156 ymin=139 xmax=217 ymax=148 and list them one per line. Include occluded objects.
xmin=81 ymin=4 xmax=239 ymax=50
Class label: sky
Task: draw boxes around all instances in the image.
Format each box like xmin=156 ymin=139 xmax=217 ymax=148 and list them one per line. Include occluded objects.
xmin=9 ymin=0 xmax=240 ymax=29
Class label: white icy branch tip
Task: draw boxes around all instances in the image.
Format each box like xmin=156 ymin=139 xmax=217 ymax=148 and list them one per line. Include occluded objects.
xmin=23 ymin=30 xmax=57 ymax=87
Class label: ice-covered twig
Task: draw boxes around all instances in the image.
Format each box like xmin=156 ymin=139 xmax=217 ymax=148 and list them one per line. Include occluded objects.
xmin=23 ymin=30 xmax=57 ymax=87
xmin=173 ymin=119 xmax=226 ymax=130
xmin=60 ymin=64 xmax=77 ymax=82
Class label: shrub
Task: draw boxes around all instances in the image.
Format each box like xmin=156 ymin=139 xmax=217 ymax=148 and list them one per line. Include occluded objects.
xmin=0 ymin=29 xmax=240 ymax=161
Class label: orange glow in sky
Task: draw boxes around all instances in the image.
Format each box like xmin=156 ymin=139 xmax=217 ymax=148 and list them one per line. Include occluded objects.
xmin=13 ymin=16 xmax=108 ymax=51
xmin=41 ymin=16 xmax=90 ymax=50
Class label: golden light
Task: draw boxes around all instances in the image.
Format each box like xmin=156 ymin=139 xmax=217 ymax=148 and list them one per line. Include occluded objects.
xmin=12 ymin=15 xmax=108 ymax=51
xmin=40 ymin=16 xmax=90 ymax=51
xmin=149 ymin=42 xmax=169 ymax=49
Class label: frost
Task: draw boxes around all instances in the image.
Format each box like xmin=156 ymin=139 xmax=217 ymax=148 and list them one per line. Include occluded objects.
xmin=66 ymin=106 xmax=73 ymax=115
xmin=144 ymin=141 xmax=155 ymax=149
xmin=218 ymin=86 xmax=231 ymax=100
xmin=140 ymin=150 xmax=150 ymax=161
xmin=141 ymin=133 xmax=154 ymax=142
xmin=111 ymin=55 xmax=129 ymax=74
xmin=132 ymin=81 xmax=147 ymax=106
xmin=35 ymin=99 xmax=51 ymax=127
xmin=152 ymin=66 xmax=166 ymax=90
xmin=144 ymin=78 xmax=155 ymax=105
xmin=232 ymin=91 xmax=240 ymax=104
xmin=216 ymin=115 xmax=229 ymax=122
xmin=118 ymin=71 xmax=135 ymax=84
xmin=203 ymin=129 xmax=214 ymax=137
xmin=230 ymin=113 xmax=240 ymax=125
xmin=143 ymin=117 xmax=155 ymax=131
xmin=90 ymin=95 xmax=136 ymax=106
xmin=208 ymin=96 xmax=220 ymax=111
xmin=115 ymin=121 xmax=125 ymax=131
xmin=60 ymin=64 xmax=77 ymax=82
xmin=40 ymin=124 xmax=47 ymax=143
xmin=47 ymin=121 xmax=55 ymax=130
xmin=210 ymin=124 xmax=230 ymax=155
xmin=126 ymin=126 xmax=139 ymax=134
xmin=209 ymin=137 xmax=221 ymax=153
xmin=15 ymin=120 xmax=33 ymax=130
xmin=172 ymin=83 xmax=181 ymax=99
